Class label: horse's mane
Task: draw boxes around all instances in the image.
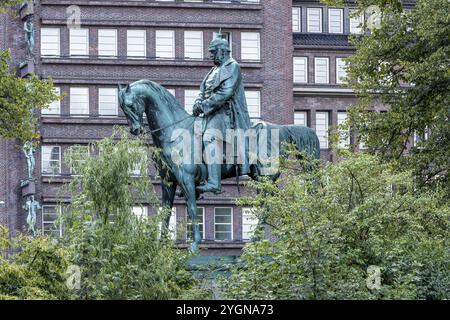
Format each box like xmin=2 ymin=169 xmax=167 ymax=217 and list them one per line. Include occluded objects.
xmin=133 ymin=80 xmax=185 ymax=115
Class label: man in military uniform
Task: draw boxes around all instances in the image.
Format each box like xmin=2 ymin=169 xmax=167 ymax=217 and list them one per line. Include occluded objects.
xmin=193 ymin=34 xmax=251 ymax=194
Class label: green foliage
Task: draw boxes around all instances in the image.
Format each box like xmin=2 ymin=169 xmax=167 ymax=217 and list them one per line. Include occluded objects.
xmin=0 ymin=0 xmax=22 ymax=13
xmin=341 ymin=0 xmax=450 ymax=195
xmin=61 ymin=127 xmax=207 ymax=299
xmin=0 ymin=226 xmax=71 ymax=300
xmin=0 ymin=50 xmax=59 ymax=142
xmin=222 ymin=152 xmax=449 ymax=299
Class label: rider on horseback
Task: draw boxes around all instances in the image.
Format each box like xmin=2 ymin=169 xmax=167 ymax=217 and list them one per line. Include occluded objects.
xmin=193 ymin=32 xmax=252 ymax=194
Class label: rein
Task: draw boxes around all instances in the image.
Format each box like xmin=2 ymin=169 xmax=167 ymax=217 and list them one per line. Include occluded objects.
xmin=146 ymin=114 xmax=196 ymax=135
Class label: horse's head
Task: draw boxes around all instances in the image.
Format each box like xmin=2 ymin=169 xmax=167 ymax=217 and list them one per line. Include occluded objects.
xmin=118 ymin=84 xmax=146 ymax=135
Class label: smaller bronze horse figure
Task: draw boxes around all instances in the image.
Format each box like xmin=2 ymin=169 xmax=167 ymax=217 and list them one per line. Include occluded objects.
xmin=119 ymin=80 xmax=320 ymax=251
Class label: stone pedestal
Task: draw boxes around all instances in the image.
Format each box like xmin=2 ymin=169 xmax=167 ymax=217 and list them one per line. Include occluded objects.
xmin=21 ymin=180 xmax=36 ymax=197
xmin=19 ymin=61 xmax=35 ymax=78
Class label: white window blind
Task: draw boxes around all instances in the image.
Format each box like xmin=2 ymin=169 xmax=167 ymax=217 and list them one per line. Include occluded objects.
xmin=336 ymin=57 xmax=348 ymax=84
xmin=98 ymin=29 xmax=117 ymax=57
xmin=40 ymin=28 xmax=60 ymax=56
xmin=245 ymin=91 xmax=261 ymax=119
xmin=70 ymin=28 xmax=89 ymax=56
xmin=127 ymin=30 xmax=146 ymax=58
xmin=156 ymin=30 xmax=175 ymax=59
xmin=70 ymin=87 xmax=89 ymax=116
xmin=42 ymin=87 xmax=61 ymax=116
xmin=328 ymin=8 xmax=344 ymax=33
xmin=337 ymin=112 xmax=350 ymax=147
xmin=293 ymin=57 xmax=308 ymax=83
xmin=241 ymin=32 xmax=260 ymax=61
xmin=315 ymin=112 xmax=329 ymax=149
xmin=307 ymin=8 xmax=322 ymax=33
xmin=294 ymin=111 xmax=307 ymax=126
xmin=98 ymin=88 xmax=118 ymax=116
xmin=184 ymin=31 xmax=203 ymax=59
xmin=292 ymin=7 xmax=301 ymax=32
xmin=184 ymin=90 xmax=199 ymax=114
xmin=315 ymin=57 xmax=329 ymax=84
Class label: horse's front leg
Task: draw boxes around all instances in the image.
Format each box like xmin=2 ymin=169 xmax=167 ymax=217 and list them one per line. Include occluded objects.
xmin=161 ymin=180 xmax=177 ymax=238
xmin=181 ymin=176 xmax=201 ymax=252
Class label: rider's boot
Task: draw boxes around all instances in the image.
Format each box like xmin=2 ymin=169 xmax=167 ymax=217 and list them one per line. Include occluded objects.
xmin=196 ymin=164 xmax=221 ymax=194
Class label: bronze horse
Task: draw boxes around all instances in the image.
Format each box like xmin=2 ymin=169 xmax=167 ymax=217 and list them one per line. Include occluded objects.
xmin=119 ymin=80 xmax=320 ymax=251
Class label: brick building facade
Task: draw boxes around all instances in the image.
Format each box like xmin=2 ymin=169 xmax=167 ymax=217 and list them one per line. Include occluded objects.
xmin=0 ymin=0 xmax=413 ymax=254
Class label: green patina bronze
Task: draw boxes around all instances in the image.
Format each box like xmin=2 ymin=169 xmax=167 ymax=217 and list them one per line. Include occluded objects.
xmin=119 ymin=35 xmax=320 ymax=251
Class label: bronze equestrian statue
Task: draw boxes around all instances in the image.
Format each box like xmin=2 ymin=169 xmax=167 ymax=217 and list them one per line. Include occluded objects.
xmin=119 ymin=35 xmax=320 ymax=252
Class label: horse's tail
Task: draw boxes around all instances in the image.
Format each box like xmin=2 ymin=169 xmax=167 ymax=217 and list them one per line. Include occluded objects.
xmin=286 ymin=125 xmax=321 ymax=161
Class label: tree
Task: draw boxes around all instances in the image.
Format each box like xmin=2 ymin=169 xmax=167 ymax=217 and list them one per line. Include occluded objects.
xmin=221 ymin=152 xmax=449 ymax=299
xmin=0 ymin=226 xmax=71 ymax=300
xmin=0 ymin=0 xmax=22 ymax=13
xmin=61 ymin=127 xmax=208 ymax=299
xmin=0 ymin=50 xmax=59 ymax=142
xmin=328 ymin=0 xmax=450 ymax=196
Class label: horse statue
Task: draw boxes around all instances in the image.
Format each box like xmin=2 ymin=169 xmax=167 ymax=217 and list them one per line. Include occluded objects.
xmin=119 ymin=80 xmax=320 ymax=251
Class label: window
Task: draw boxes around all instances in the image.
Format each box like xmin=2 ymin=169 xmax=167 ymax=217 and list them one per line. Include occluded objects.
xmin=414 ymin=129 xmax=429 ymax=148
xmin=242 ymin=207 xmax=258 ymax=241
xmin=133 ymin=206 xmax=148 ymax=219
xmin=293 ymin=57 xmax=308 ymax=83
xmin=42 ymin=87 xmax=61 ymax=116
xmin=241 ymin=32 xmax=260 ymax=61
xmin=41 ymin=146 xmax=61 ymax=176
xmin=315 ymin=112 xmax=329 ymax=149
xmin=245 ymin=91 xmax=261 ymax=119
xmin=156 ymin=30 xmax=175 ymax=59
xmin=42 ymin=205 xmax=62 ymax=237
xmin=314 ymin=57 xmax=329 ymax=84
xmin=40 ymin=28 xmax=60 ymax=57
xmin=184 ymin=31 xmax=203 ymax=60
xmin=328 ymin=8 xmax=343 ymax=33
xmin=70 ymin=87 xmax=89 ymax=116
xmin=70 ymin=28 xmax=89 ymax=57
xmin=307 ymin=8 xmax=322 ymax=33
xmin=98 ymin=29 xmax=117 ymax=57
xmin=336 ymin=58 xmax=348 ymax=84
xmin=166 ymin=88 xmax=175 ymax=96
xmin=68 ymin=145 xmax=89 ymax=175
xmin=184 ymin=90 xmax=199 ymax=114
xmin=292 ymin=7 xmax=301 ymax=32
xmin=127 ymin=30 xmax=146 ymax=58
xmin=337 ymin=112 xmax=350 ymax=148
xmin=294 ymin=111 xmax=307 ymax=126
xmin=214 ymin=207 xmax=233 ymax=240
xmin=350 ymin=9 xmax=364 ymax=34
xmin=99 ymin=88 xmax=118 ymax=116
xmin=186 ymin=207 xmax=205 ymax=240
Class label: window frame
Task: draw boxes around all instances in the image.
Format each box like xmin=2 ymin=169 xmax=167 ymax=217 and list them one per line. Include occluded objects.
xmin=70 ymin=87 xmax=90 ymax=117
xmin=328 ymin=8 xmax=344 ymax=34
xmin=214 ymin=207 xmax=233 ymax=241
xmin=42 ymin=204 xmax=63 ymax=237
xmin=98 ymin=29 xmax=118 ymax=58
xmin=314 ymin=57 xmax=329 ymax=84
xmin=156 ymin=30 xmax=175 ymax=59
xmin=293 ymin=57 xmax=308 ymax=83
xmin=127 ymin=29 xmax=147 ymax=58
xmin=69 ymin=28 xmax=89 ymax=57
xmin=41 ymin=145 xmax=61 ymax=176
xmin=307 ymin=7 xmax=323 ymax=33
xmin=40 ymin=27 xmax=60 ymax=57
xmin=240 ymin=32 xmax=260 ymax=61
xmin=98 ymin=87 xmax=119 ymax=117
